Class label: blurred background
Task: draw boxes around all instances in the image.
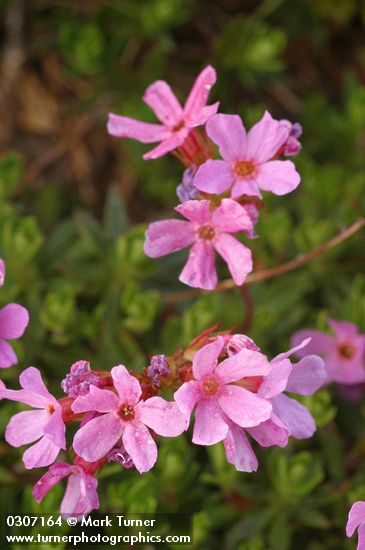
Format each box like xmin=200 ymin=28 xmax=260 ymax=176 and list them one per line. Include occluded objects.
xmin=1 ymin=0 xmax=365 ymax=548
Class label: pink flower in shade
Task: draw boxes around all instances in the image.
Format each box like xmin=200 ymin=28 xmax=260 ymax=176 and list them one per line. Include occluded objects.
xmin=173 ymin=337 xmax=273 ymax=451
xmin=291 ymin=319 xmax=365 ymax=384
xmin=33 ymin=461 xmax=99 ymax=517
xmin=346 ymin=501 xmax=365 ymax=550
xmin=193 ymin=112 xmax=301 ymax=199
xmin=0 ymin=258 xmax=5 ymax=287
xmin=279 ymin=120 xmax=302 ymax=157
xmin=0 ymin=367 xmax=66 ymax=469
xmin=107 ymin=65 xmax=219 ymax=160
xmin=144 ymin=199 xmax=254 ymax=290
xmin=0 ymin=303 xmax=29 ymax=368
xmin=71 ymin=365 xmax=187 ymax=474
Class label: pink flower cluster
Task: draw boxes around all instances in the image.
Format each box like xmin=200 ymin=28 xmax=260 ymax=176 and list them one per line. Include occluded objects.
xmin=0 ymin=328 xmax=325 ymax=515
xmin=108 ymin=66 xmax=302 ymax=290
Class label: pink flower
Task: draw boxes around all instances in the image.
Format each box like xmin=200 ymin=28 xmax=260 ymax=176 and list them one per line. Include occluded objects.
xmin=346 ymin=501 xmax=365 ymax=549
xmin=193 ymin=112 xmax=301 ymax=199
xmin=174 ymin=337 xmax=273 ymax=449
xmin=0 ymin=303 xmax=29 ymax=368
xmin=107 ymin=65 xmax=219 ymax=160
xmin=144 ymin=199 xmax=254 ymax=290
xmin=33 ymin=461 xmax=99 ymax=517
xmin=291 ymin=319 xmax=365 ymax=384
xmin=72 ymin=365 xmax=186 ymax=473
xmin=262 ymin=340 xmax=326 ymax=443
xmin=0 ymin=258 xmax=5 ymax=287
xmin=222 ymin=339 xmax=324 ymax=471
xmin=0 ymin=367 xmax=66 ymax=468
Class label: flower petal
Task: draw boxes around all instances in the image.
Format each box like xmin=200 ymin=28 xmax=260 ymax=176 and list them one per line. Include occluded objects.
xmin=247 ymin=413 xmax=289 ymax=448
xmin=0 ymin=304 xmax=29 ymax=339
xmin=224 ymin=425 xmax=258 ymax=472
xmin=258 ymin=358 xmax=292 ymax=399
xmin=5 ymin=409 xmax=48 ymax=447
xmin=214 ymin=233 xmax=253 ymax=286
xmin=60 ymin=472 xmax=99 ymax=517
xmin=111 ymin=365 xmax=142 ymax=405
xmin=255 ymin=160 xmax=300 ymax=195
xmin=192 ymin=336 xmax=225 ymax=379
xmin=286 ymin=355 xmax=326 ymax=395
xmin=192 ymin=398 xmax=229 ymax=445
xmin=179 ymin=240 xmax=217 ymax=290
xmin=107 ymin=114 xmax=169 ymax=143
xmin=246 ymin=111 xmax=289 ymax=163
xmin=144 ymin=219 xmax=195 ymax=258
xmin=193 ymin=160 xmax=233 ymax=195
xmin=184 ymin=65 xmax=217 ymax=123
xmin=272 ymin=394 xmax=316 ymax=439
xmin=0 ymin=259 xmax=5 ymax=287
xmin=328 ymin=318 xmax=359 ymax=338
xmin=143 ymin=80 xmax=183 ymax=126
xmin=347 ymin=501 xmax=365 ymax=537
xmin=175 ymin=199 xmax=212 ymax=224
xmin=143 ymin=132 xmax=187 ymax=160
xmin=73 ymin=413 xmax=123 ymax=462
xmin=72 ymin=385 xmax=119 ymax=414
xmin=122 ymin=422 xmax=157 ymax=473
xmin=43 ymin=407 xmax=66 ymax=450
xmin=218 ymin=385 xmax=272 ymax=428
xmin=0 ymin=339 xmax=18 ymax=369
xmin=138 ymin=396 xmax=187 ymax=436
xmin=174 ymin=380 xmax=200 ymax=421
xmin=206 ymin=114 xmax=247 ymax=161
xmin=212 ymin=199 xmax=254 ymax=234
xmin=216 ymin=348 xmax=270 ymax=384
xmin=33 ymin=462 xmax=72 ymax=502
xmin=231 ymin=177 xmax=262 ymax=199
xmin=19 ymin=367 xmax=55 ymax=402
xmin=290 ymin=330 xmax=334 ymax=358
xmin=23 ymin=436 xmax=61 ymax=469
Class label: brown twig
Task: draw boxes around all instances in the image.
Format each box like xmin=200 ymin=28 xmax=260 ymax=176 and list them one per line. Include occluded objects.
xmin=164 ymin=218 xmax=365 ymax=304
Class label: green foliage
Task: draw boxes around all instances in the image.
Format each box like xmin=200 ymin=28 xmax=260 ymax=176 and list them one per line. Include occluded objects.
xmin=1 ymin=1 xmax=365 ymax=549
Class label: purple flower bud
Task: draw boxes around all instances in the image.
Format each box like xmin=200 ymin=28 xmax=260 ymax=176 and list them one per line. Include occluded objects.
xmin=279 ymin=119 xmax=302 ymax=157
xmin=176 ymin=165 xmax=200 ymax=202
xmin=147 ymin=354 xmax=170 ymax=387
xmin=226 ymin=334 xmax=261 ymax=356
xmin=61 ymin=360 xmax=102 ymax=398
xmin=107 ymin=446 xmax=134 ymax=469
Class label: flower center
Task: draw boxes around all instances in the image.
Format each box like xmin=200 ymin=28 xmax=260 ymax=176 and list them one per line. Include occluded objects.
xmin=233 ymin=160 xmax=255 ymax=178
xmin=201 ymin=377 xmax=220 ymax=397
xmin=337 ymin=343 xmax=355 ymax=359
xmin=172 ymin=120 xmax=185 ymax=132
xmin=118 ymin=404 xmax=135 ymax=421
xmin=47 ymin=404 xmax=56 ymax=416
xmin=198 ymin=225 xmax=215 ymax=240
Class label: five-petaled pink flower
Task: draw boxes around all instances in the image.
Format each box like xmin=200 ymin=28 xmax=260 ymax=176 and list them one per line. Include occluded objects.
xmin=144 ymin=199 xmax=254 ymax=290
xmin=222 ymin=336 xmax=325 ymax=471
xmin=0 ymin=303 xmax=29 ymax=368
xmin=292 ymin=319 xmax=365 ymax=384
xmin=174 ymin=336 xmax=273 ymax=448
xmin=193 ymin=112 xmax=301 ymax=199
xmin=33 ymin=461 xmax=99 ymax=517
xmin=347 ymin=501 xmax=365 ymax=550
xmin=0 ymin=367 xmax=66 ymax=468
xmin=72 ymin=365 xmax=186 ymax=473
xmin=107 ymin=65 xmax=219 ymax=160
